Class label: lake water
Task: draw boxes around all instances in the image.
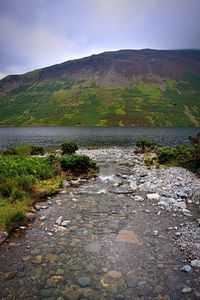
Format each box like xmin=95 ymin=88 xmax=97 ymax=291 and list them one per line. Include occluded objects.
xmin=0 ymin=127 xmax=199 ymax=149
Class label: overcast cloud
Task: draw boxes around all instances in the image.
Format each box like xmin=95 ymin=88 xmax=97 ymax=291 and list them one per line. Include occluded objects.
xmin=0 ymin=0 xmax=200 ymax=78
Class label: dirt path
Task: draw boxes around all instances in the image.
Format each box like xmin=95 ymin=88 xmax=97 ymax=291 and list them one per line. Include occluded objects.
xmin=0 ymin=148 xmax=200 ymax=300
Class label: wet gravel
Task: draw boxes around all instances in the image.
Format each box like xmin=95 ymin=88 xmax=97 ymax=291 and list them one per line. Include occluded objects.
xmin=0 ymin=148 xmax=200 ymax=300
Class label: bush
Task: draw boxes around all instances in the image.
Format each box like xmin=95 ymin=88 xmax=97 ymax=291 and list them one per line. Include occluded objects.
xmin=189 ymin=132 xmax=200 ymax=169
xmin=3 ymin=148 xmax=18 ymax=155
xmin=61 ymin=140 xmax=78 ymax=155
xmin=60 ymin=154 xmax=97 ymax=175
xmin=136 ymin=139 xmax=158 ymax=151
xmin=157 ymin=147 xmax=177 ymax=164
xmin=30 ymin=146 xmax=45 ymax=156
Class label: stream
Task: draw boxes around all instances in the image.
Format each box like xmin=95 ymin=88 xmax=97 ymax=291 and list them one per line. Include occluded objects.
xmin=0 ymin=148 xmax=200 ymax=299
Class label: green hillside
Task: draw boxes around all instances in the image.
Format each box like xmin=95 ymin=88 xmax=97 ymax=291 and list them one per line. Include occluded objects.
xmin=0 ymin=50 xmax=200 ymax=126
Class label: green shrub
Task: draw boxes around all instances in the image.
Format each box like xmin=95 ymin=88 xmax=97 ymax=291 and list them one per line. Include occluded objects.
xmin=157 ymin=147 xmax=177 ymax=164
xmin=3 ymin=148 xmax=18 ymax=155
xmin=61 ymin=140 xmax=78 ymax=155
xmin=60 ymin=154 xmax=97 ymax=175
xmin=17 ymin=175 xmax=36 ymax=194
xmin=30 ymin=146 xmax=45 ymax=156
xmin=136 ymin=139 xmax=158 ymax=151
xmin=189 ymin=132 xmax=200 ymax=169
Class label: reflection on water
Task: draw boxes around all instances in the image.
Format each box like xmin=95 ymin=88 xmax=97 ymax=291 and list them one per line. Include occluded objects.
xmin=0 ymin=126 xmax=199 ymax=149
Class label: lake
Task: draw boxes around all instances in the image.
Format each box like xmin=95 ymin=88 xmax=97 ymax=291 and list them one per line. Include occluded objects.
xmin=0 ymin=126 xmax=199 ymax=149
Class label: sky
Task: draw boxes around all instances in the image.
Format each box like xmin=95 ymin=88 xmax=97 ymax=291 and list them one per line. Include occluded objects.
xmin=0 ymin=0 xmax=200 ymax=79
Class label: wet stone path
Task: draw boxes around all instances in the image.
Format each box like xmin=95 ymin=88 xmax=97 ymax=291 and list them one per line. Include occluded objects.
xmin=0 ymin=148 xmax=200 ymax=300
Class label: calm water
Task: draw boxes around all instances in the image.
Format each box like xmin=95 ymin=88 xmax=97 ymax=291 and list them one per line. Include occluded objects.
xmin=0 ymin=127 xmax=199 ymax=149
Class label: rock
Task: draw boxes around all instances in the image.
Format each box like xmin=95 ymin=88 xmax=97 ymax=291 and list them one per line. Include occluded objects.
xmin=47 ymin=275 xmax=64 ymax=287
xmin=174 ymin=201 xmax=187 ymax=209
xmin=19 ymin=226 xmax=26 ymax=230
xmin=41 ymin=205 xmax=48 ymax=209
xmin=180 ymin=265 xmax=192 ymax=273
xmin=130 ymin=181 xmax=137 ymax=191
xmin=106 ymin=270 xmax=123 ymax=279
xmin=116 ymin=229 xmax=139 ymax=244
xmin=153 ymin=230 xmax=159 ymax=236
xmin=39 ymin=216 xmax=46 ymax=221
xmin=25 ymin=212 xmax=35 ymax=221
xmin=134 ymin=195 xmax=144 ymax=201
xmin=191 ymin=259 xmax=200 ymax=268
xmin=4 ymin=271 xmax=17 ymax=280
xmin=70 ymin=180 xmax=80 ymax=187
xmin=33 ymin=255 xmax=43 ymax=264
xmin=77 ymin=276 xmax=91 ymax=287
xmin=40 ymin=289 xmax=53 ymax=298
xmin=0 ymin=231 xmax=8 ymax=245
xmin=147 ymin=193 xmax=160 ymax=201
xmin=55 ymin=216 xmax=63 ymax=225
xmin=177 ymin=191 xmax=188 ymax=198
xmin=61 ymin=220 xmax=70 ymax=227
xmin=34 ymin=204 xmax=41 ymax=210
xmin=182 ymin=287 xmax=192 ymax=294
xmin=84 ymin=242 xmax=101 ymax=253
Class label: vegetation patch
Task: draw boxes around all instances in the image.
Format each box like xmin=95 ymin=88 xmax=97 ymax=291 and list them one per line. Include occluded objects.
xmin=0 ymin=141 xmax=98 ymax=232
xmin=136 ymin=132 xmax=200 ymax=172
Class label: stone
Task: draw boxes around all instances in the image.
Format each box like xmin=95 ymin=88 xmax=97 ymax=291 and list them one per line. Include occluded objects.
xmin=182 ymin=287 xmax=192 ymax=294
xmin=191 ymin=259 xmax=200 ymax=268
xmin=130 ymin=181 xmax=137 ymax=191
xmin=180 ymin=265 xmax=192 ymax=273
xmin=84 ymin=242 xmax=101 ymax=253
xmin=47 ymin=275 xmax=64 ymax=287
xmin=116 ymin=229 xmax=139 ymax=244
xmin=55 ymin=216 xmax=63 ymax=225
xmin=0 ymin=231 xmax=8 ymax=245
xmin=147 ymin=193 xmax=160 ymax=201
xmin=153 ymin=230 xmax=158 ymax=236
xmin=39 ymin=216 xmax=46 ymax=221
xmin=40 ymin=289 xmax=53 ymax=298
xmin=174 ymin=201 xmax=187 ymax=209
xmin=34 ymin=204 xmax=41 ymax=210
xmin=33 ymin=255 xmax=43 ymax=264
xmin=4 ymin=271 xmax=17 ymax=280
xmin=25 ymin=212 xmax=35 ymax=221
xmin=61 ymin=220 xmax=70 ymax=227
xmin=106 ymin=270 xmax=123 ymax=279
xmin=134 ymin=195 xmax=144 ymax=201
xmin=77 ymin=276 xmax=91 ymax=287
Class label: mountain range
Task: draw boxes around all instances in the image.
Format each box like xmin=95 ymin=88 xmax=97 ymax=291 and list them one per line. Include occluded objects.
xmin=0 ymin=49 xmax=200 ymax=126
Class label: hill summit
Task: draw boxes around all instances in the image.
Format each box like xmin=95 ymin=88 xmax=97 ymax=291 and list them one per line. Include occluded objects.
xmin=0 ymin=49 xmax=200 ymax=126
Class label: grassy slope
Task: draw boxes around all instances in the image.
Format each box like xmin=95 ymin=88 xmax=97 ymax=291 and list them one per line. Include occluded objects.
xmin=0 ymin=74 xmax=200 ymax=126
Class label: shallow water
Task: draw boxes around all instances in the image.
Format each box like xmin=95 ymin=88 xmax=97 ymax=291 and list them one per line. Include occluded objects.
xmin=0 ymin=126 xmax=199 ymax=149
xmin=0 ymin=148 xmax=199 ymax=299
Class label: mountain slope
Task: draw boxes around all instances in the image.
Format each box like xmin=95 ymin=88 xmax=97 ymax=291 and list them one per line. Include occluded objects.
xmin=0 ymin=49 xmax=200 ymax=126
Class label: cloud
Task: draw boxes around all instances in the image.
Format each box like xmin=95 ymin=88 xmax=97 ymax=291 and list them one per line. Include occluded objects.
xmin=0 ymin=0 xmax=200 ymax=77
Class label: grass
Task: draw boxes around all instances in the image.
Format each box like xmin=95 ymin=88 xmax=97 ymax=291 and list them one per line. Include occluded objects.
xmin=0 ymin=143 xmax=98 ymax=232
xmin=0 ymin=74 xmax=200 ymax=126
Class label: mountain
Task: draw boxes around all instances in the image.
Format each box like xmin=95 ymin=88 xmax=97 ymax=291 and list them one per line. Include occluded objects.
xmin=0 ymin=49 xmax=200 ymax=126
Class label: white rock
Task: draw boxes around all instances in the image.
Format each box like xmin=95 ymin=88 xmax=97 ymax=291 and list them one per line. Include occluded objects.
xmin=130 ymin=181 xmax=137 ymax=191
xmin=182 ymin=287 xmax=192 ymax=294
xmin=61 ymin=220 xmax=70 ymax=227
xmin=180 ymin=265 xmax=192 ymax=273
xmin=191 ymin=259 xmax=200 ymax=268
xmin=55 ymin=216 xmax=63 ymax=225
xmin=147 ymin=193 xmax=160 ymax=201
xmin=39 ymin=216 xmax=46 ymax=221
xmin=153 ymin=230 xmax=158 ymax=236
